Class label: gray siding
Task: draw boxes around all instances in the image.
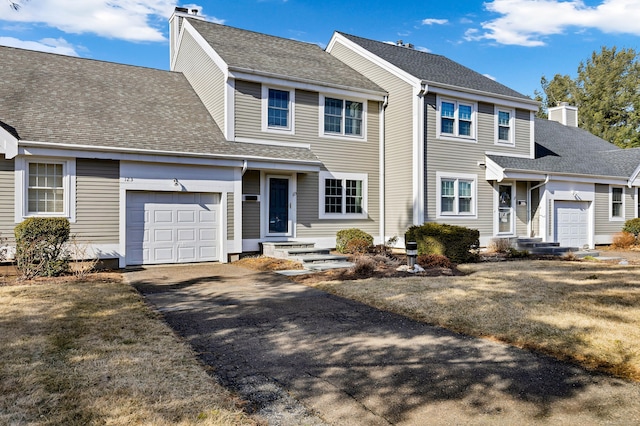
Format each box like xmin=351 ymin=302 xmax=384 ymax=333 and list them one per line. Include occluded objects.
xmin=242 ymin=170 xmax=260 ymax=239
xmin=514 ymin=109 xmax=532 ymax=155
xmin=227 ymin=193 xmax=234 ymax=240
xmin=330 ymin=41 xmax=413 ymax=238
xmin=0 ymin=156 xmax=14 ymax=243
xmin=72 ymin=159 xmax=119 ymax=243
xmin=594 ymin=184 xmax=626 ymax=236
xmin=174 ymin=30 xmax=226 ymax=134
xmin=515 ymin=182 xmax=528 ymax=236
xmin=531 ymin=187 xmax=540 ymax=237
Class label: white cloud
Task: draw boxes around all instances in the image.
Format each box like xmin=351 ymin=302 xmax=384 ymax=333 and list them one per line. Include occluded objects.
xmin=469 ymin=0 xmax=640 ymax=46
xmin=483 ymin=73 xmax=497 ymax=81
xmin=422 ymin=18 xmax=448 ymax=25
xmin=0 ymin=36 xmax=78 ymax=55
xmin=0 ymin=1 xmax=222 ymax=42
xmin=416 ymin=46 xmax=431 ymax=53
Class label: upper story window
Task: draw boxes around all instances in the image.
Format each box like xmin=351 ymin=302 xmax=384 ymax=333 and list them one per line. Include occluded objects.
xmin=262 ymin=86 xmax=295 ymax=134
xmin=495 ymin=107 xmax=515 ymax=145
xmin=320 ymin=95 xmax=366 ymax=139
xmin=437 ymin=98 xmax=476 ymax=141
xmin=319 ymin=171 xmax=367 ymax=219
xmin=611 ymin=186 xmax=624 ymax=220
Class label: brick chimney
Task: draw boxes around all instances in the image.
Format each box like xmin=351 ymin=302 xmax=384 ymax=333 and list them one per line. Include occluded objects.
xmin=548 ymin=102 xmax=578 ymax=127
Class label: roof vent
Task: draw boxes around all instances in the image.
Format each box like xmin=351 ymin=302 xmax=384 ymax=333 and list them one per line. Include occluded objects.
xmin=548 ymin=102 xmax=578 ymax=127
xmin=396 ymin=40 xmax=404 ymax=46
xmin=174 ymin=6 xmax=188 ymax=13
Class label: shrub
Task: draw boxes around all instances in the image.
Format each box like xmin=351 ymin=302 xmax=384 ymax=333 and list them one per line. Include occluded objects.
xmin=623 ymin=218 xmax=640 ymax=238
xmin=487 ymin=238 xmax=512 ymax=253
xmin=351 ymin=255 xmax=376 ymax=276
xmin=344 ymin=238 xmax=371 ymax=254
xmin=406 ymin=223 xmax=479 ymax=264
xmin=417 ymin=254 xmax=453 ymax=269
xmin=612 ymin=231 xmax=636 ymax=249
xmin=336 ymin=228 xmax=373 ymax=254
xmin=14 ymin=217 xmax=70 ymax=279
xmin=0 ymin=232 xmax=7 ymax=263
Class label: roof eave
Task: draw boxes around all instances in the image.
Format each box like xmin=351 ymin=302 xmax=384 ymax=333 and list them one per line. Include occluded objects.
xmin=424 ymin=81 xmax=539 ymax=110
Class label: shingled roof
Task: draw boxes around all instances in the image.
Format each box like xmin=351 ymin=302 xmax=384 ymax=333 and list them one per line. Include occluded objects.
xmin=0 ymin=46 xmax=319 ymax=164
xmin=488 ymin=119 xmax=640 ymax=179
xmin=337 ymin=32 xmax=532 ymax=101
xmin=187 ymin=19 xmax=384 ymax=95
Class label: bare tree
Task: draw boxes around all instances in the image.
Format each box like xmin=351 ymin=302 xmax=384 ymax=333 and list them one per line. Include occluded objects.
xmin=7 ymin=0 xmax=28 ymax=11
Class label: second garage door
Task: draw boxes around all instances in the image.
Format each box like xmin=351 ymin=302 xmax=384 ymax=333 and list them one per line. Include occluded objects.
xmin=126 ymin=192 xmax=220 ymax=265
xmin=554 ymin=200 xmax=590 ymax=249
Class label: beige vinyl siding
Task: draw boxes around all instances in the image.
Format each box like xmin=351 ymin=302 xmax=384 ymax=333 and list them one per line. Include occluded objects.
xmin=72 ymin=159 xmax=119 ymax=243
xmin=173 ymin=30 xmax=226 ymax=134
xmin=514 ymin=109 xmax=532 ymax=156
xmin=235 ymin=80 xmax=262 ymax=139
xmin=515 ymin=182 xmax=528 ymax=236
xmin=594 ymin=184 xmax=626 ymax=236
xmin=330 ymin=41 xmax=413 ymax=238
xmin=425 ymin=94 xmax=493 ymax=237
xmin=531 ymin=187 xmax=541 ymax=237
xmin=227 ymin=193 xmax=234 ymax=240
xmin=242 ymin=170 xmax=260 ymax=239
xmin=0 ymin=156 xmax=14 ymax=243
xmin=296 ymin=98 xmax=380 ymax=238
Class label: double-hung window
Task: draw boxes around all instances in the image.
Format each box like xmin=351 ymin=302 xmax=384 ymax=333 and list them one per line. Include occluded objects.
xmin=322 ymin=96 xmax=364 ymax=138
xmin=438 ymin=98 xmax=475 ymax=140
xmin=495 ymin=107 xmax=515 ymax=145
xmin=437 ymin=173 xmax=476 ymax=217
xmin=611 ymin=186 xmax=624 ymax=220
xmin=28 ymin=162 xmax=64 ymax=214
xmin=319 ymin=172 xmax=367 ymax=218
xmin=262 ymin=86 xmax=294 ymax=133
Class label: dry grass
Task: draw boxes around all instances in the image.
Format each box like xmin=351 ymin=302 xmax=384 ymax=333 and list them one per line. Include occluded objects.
xmin=310 ymin=260 xmax=640 ymax=381
xmin=0 ymin=277 xmax=257 ymax=426
xmin=233 ymin=255 xmax=303 ymax=271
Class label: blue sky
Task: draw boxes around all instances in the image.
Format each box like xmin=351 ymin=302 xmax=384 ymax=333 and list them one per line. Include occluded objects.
xmin=1 ymin=0 xmax=639 ymax=98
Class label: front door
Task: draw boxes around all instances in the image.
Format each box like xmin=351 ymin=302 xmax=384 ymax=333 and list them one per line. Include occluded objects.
xmin=267 ymin=176 xmax=291 ymax=235
xmin=497 ymin=183 xmax=514 ymax=234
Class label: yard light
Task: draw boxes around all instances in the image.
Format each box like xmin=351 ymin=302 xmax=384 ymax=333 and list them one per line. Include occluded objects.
xmin=406 ymin=241 xmax=418 ymax=269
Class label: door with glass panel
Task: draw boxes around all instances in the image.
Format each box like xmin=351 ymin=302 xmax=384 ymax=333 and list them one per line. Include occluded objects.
xmin=497 ymin=184 xmax=514 ymax=234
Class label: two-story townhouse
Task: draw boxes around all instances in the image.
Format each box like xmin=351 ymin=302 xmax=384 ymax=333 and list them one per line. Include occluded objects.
xmin=169 ymin=9 xmax=387 ymax=253
xmin=328 ymin=32 xmax=640 ymax=249
xmin=327 ymin=32 xmax=540 ymax=246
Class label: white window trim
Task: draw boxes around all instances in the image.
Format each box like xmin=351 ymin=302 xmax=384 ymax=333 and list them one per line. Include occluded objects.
xmin=436 ymin=96 xmax=477 ymax=142
xmin=14 ymin=157 xmax=76 ymax=223
xmin=610 ymin=185 xmax=625 ymax=221
xmin=318 ymin=94 xmax=367 ymax=141
xmin=261 ymin=85 xmax=295 ymax=135
xmin=318 ymin=171 xmax=368 ymax=219
xmin=636 ymin=187 xmax=640 ymax=218
xmin=436 ymin=172 xmax=477 ymax=219
xmin=494 ymin=106 xmax=515 ymax=146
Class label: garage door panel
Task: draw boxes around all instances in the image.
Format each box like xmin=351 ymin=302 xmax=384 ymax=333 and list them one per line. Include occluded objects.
xmin=555 ymin=201 xmax=589 ymax=248
xmin=126 ymin=191 xmax=220 ymax=265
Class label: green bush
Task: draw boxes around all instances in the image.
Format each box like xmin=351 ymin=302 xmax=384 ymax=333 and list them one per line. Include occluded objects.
xmin=14 ymin=217 xmax=70 ymax=279
xmin=336 ymin=228 xmax=373 ymax=254
xmin=623 ymin=218 xmax=640 ymax=238
xmin=405 ymin=223 xmax=479 ymax=264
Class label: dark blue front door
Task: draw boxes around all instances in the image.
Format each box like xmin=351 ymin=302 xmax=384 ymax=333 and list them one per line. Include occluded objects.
xmin=269 ymin=178 xmax=289 ymax=234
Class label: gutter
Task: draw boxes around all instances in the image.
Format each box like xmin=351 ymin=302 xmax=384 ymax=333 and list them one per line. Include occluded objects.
xmin=379 ymin=95 xmax=388 ymax=245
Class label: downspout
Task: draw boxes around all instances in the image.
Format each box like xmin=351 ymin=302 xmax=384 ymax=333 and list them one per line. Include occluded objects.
xmin=241 ymin=159 xmax=248 ymax=176
xmin=528 ymin=174 xmax=549 ymax=238
xmin=380 ymin=96 xmax=388 ymax=245
xmin=413 ymin=82 xmax=427 ymax=226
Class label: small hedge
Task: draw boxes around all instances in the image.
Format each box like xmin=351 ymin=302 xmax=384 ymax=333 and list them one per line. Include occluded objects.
xmin=623 ymin=218 xmax=640 ymax=238
xmin=336 ymin=228 xmax=373 ymax=254
xmin=405 ymin=222 xmax=479 ymax=264
xmin=14 ymin=217 xmax=71 ymax=278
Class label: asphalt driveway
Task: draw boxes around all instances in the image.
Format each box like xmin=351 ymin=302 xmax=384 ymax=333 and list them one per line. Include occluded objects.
xmin=126 ymin=263 xmax=640 ymax=425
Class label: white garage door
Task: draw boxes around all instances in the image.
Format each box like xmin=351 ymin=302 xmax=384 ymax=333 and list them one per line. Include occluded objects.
xmin=555 ymin=200 xmax=589 ymax=249
xmin=126 ymin=192 xmax=220 ymax=265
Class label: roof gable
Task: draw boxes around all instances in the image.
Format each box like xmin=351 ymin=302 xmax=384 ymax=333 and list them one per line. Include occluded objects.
xmin=187 ymin=19 xmax=384 ymax=94
xmin=337 ymin=32 xmax=531 ymax=101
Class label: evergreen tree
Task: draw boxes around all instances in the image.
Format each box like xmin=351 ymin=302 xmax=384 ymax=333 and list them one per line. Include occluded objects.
xmin=538 ymin=47 xmax=640 ymax=148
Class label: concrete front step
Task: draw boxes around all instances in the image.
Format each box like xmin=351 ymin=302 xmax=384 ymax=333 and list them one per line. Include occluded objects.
xmin=280 ymin=247 xmax=331 ymax=257
xmin=525 ymin=246 xmax=579 ymax=255
xmin=262 ymin=241 xmax=352 ymax=272
xmin=261 ymin=241 xmax=315 ymax=258
xmin=297 ymin=254 xmax=350 ymax=264
xmin=517 ymin=242 xmax=560 ymax=248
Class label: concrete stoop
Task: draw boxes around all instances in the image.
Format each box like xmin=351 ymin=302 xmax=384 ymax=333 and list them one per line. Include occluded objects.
xmin=261 ymin=241 xmax=352 ymax=274
xmin=515 ymin=237 xmax=599 ymax=258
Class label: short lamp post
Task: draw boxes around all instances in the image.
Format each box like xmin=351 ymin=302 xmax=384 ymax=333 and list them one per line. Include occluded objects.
xmin=406 ymin=241 xmax=418 ymax=269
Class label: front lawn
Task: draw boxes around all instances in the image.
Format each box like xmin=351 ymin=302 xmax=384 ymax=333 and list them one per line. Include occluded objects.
xmin=0 ymin=275 xmax=256 ymax=426
xmin=310 ymin=260 xmax=640 ymax=381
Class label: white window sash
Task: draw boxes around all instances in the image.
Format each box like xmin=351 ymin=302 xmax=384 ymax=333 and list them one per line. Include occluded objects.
xmin=319 ymin=171 xmax=368 ymax=219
